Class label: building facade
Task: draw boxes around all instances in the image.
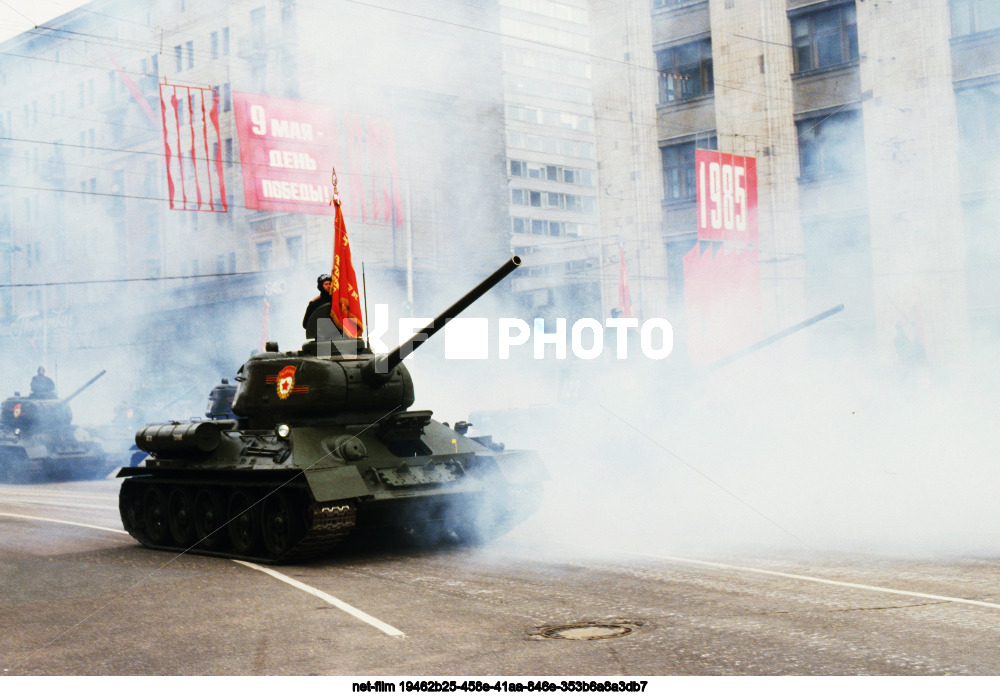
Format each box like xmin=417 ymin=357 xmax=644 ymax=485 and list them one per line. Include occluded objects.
xmin=1 ymin=0 xmax=994 ymax=398
xmin=648 ymin=0 xmax=1000 ymax=366
xmin=0 ymin=0 xmax=510 ymax=393
xmin=500 ymin=0 xmax=605 ymax=322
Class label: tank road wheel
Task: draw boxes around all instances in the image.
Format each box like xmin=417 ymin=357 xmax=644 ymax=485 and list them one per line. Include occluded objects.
xmin=260 ymin=490 xmax=304 ymax=560
xmin=143 ymin=486 xmax=170 ymax=545
xmin=167 ymin=487 xmax=195 ymax=547
xmin=119 ymin=479 xmax=146 ymax=537
xmin=227 ymin=489 xmax=261 ymax=555
xmin=193 ymin=488 xmax=227 ymax=551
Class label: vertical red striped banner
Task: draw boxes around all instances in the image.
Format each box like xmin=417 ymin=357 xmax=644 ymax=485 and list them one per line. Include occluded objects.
xmin=159 ymin=82 xmax=228 ymax=212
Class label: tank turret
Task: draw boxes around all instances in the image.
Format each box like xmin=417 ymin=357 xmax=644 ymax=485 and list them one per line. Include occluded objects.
xmin=233 ymin=256 xmax=522 ymax=429
xmin=118 ymin=257 xmax=546 ymax=563
xmin=206 ymin=378 xmax=237 ymax=420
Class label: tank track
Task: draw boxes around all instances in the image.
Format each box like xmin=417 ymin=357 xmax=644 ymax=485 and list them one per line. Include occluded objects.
xmin=119 ymin=476 xmax=356 ymax=564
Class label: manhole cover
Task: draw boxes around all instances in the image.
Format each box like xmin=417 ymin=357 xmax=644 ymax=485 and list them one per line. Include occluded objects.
xmin=537 ymin=622 xmax=636 ymax=640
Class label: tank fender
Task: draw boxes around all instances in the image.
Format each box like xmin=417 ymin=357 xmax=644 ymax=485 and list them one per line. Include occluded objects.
xmin=303 ymin=466 xmax=371 ymax=502
xmin=21 ymin=443 xmax=49 ymax=459
xmin=290 ymin=426 xmax=369 ymax=467
xmin=479 ymin=450 xmax=548 ymax=486
xmin=290 ymin=427 xmax=372 ymax=501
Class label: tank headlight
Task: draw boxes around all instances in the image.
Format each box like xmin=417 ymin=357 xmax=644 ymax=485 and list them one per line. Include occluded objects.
xmin=275 ymin=423 xmax=291 ymax=439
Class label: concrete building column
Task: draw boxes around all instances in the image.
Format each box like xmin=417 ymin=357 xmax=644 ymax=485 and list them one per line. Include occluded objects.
xmin=856 ymin=0 xmax=969 ymax=365
xmin=708 ymin=0 xmax=807 ymax=333
xmin=591 ymin=0 xmax=668 ymax=322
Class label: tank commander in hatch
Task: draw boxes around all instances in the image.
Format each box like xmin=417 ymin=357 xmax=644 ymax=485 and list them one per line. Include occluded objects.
xmin=302 ymin=273 xmax=333 ymax=330
xmin=30 ymin=366 xmax=56 ymax=398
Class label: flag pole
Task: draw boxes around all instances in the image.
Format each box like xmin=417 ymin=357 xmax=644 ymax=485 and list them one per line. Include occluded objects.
xmin=362 ymin=262 xmax=370 ymax=351
xmin=330 ymin=165 xmax=344 ymax=337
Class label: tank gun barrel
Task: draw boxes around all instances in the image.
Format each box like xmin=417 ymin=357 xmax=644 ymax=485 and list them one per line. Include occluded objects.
xmin=707 ymin=304 xmax=844 ymax=372
xmin=363 ymin=256 xmax=521 ymax=383
xmin=60 ymin=369 xmax=107 ymax=404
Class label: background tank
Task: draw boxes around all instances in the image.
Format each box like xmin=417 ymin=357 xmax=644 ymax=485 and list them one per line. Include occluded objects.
xmin=205 ymin=378 xmax=237 ymax=420
xmin=117 ymin=257 xmax=546 ymax=563
xmin=0 ymin=370 xmax=117 ymax=483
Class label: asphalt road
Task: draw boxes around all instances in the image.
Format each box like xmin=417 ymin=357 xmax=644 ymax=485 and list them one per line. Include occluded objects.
xmin=2 ymin=479 xmax=1000 ymax=677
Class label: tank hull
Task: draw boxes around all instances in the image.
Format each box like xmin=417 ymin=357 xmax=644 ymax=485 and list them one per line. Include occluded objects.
xmin=0 ymin=438 xmax=115 ymax=484
xmin=117 ymin=418 xmax=546 ymax=563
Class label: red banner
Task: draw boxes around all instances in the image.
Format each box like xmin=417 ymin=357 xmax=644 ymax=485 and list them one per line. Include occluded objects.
xmin=685 ymin=150 xmax=761 ymax=364
xmin=159 ymin=82 xmax=227 ymax=212
xmin=695 ymin=149 xmax=757 ymax=243
xmin=232 ymin=92 xmax=403 ymax=224
xmin=330 ymin=195 xmax=364 ymax=338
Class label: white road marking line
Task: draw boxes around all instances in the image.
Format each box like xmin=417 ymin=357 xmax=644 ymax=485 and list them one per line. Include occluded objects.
xmin=1 ymin=511 xmax=407 ymax=635
xmin=509 ymin=536 xmax=1000 ymax=610
xmin=2 ymin=500 xmax=120 ymax=511
xmin=0 ymin=511 xmax=129 ymax=535
xmin=631 ymin=549 xmax=1000 ymax=610
xmin=233 ymin=560 xmax=406 ymax=637
xmin=0 ymin=488 xmax=119 ymax=501
xmin=1 ymin=512 xmax=407 ymax=638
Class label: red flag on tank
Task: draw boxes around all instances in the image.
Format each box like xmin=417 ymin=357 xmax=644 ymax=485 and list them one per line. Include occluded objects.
xmin=329 ymin=193 xmax=364 ymax=338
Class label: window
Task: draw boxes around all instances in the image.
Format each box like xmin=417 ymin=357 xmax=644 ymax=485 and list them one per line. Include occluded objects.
xmin=286 ymin=235 xmax=303 ymax=263
xmin=222 ymin=27 xmax=230 ymax=55
xmin=656 ymin=39 xmax=713 ymax=103
xmin=512 ymin=189 xmax=597 ymax=212
xmin=251 ymin=7 xmax=266 ymax=50
xmin=797 ymin=110 xmax=865 ymax=179
xmin=509 ymin=160 xmax=596 ymax=186
xmin=951 ymin=0 xmax=1000 ymax=36
xmin=211 ymin=31 xmax=219 ymax=59
xmin=662 ymin=143 xmax=696 ymax=201
xmin=174 ymin=44 xmax=183 ymax=72
xmin=185 ymin=41 xmax=194 ymax=69
xmin=792 ymin=4 xmax=858 ymax=72
xmin=661 ymin=137 xmax=716 ymax=201
xmin=955 ymin=82 xmax=1000 ymax=155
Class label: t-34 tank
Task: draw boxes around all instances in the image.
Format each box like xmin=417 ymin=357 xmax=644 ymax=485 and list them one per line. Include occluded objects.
xmin=0 ymin=370 xmax=116 ymax=483
xmin=117 ymin=257 xmax=546 ymax=563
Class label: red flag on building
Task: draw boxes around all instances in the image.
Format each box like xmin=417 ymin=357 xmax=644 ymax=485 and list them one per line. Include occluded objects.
xmin=330 ymin=189 xmax=364 ymax=338
xmin=618 ymin=242 xmax=634 ymax=318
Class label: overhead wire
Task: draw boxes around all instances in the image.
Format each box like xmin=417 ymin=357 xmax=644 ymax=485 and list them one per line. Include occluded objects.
xmin=0 ymin=0 xmax=990 ymax=288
